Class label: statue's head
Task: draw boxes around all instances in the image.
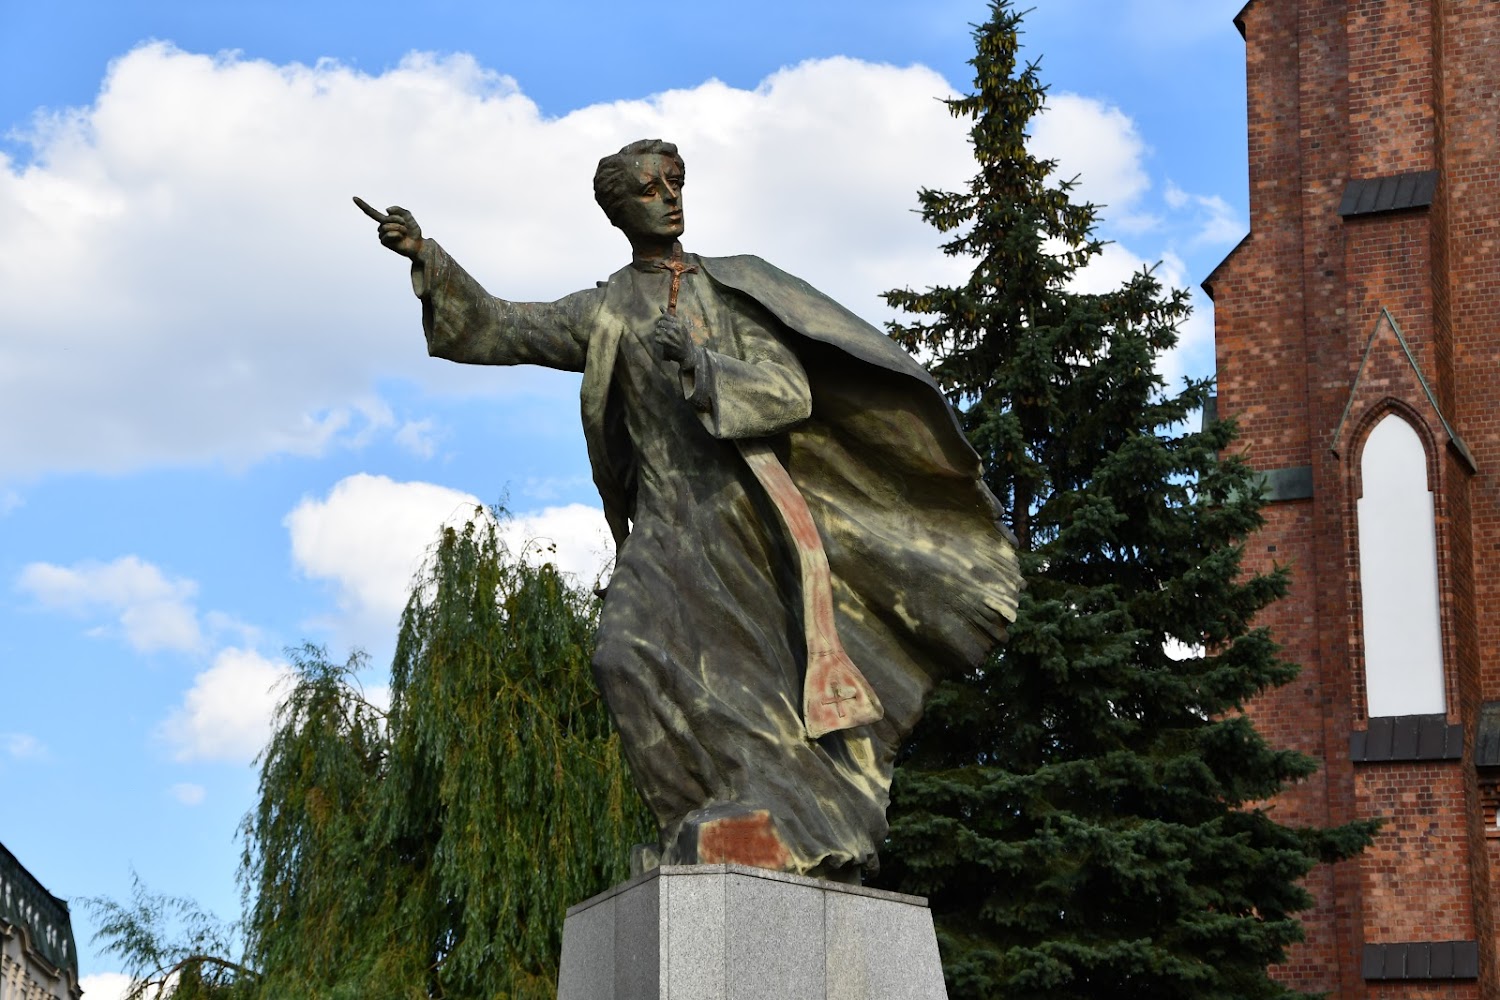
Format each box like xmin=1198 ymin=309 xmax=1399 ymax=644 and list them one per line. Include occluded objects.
xmin=593 ymin=139 xmax=686 ymax=241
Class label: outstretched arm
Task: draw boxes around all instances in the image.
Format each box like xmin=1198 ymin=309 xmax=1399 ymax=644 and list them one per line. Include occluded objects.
xmin=354 ymin=196 xmax=593 ymax=372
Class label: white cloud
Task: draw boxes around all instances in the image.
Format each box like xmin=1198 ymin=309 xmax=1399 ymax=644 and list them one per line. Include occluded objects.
xmin=79 ymin=973 xmax=134 ymax=1000
xmin=1056 ymin=240 xmax=1213 ymax=391
xmin=1165 ymin=639 xmax=1206 ymax=661
xmin=285 ymin=473 xmax=612 ymax=649
xmin=3 ymin=732 xmax=45 ymax=759
xmin=158 ymin=648 xmax=294 ymax=763
xmin=501 ymin=503 xmax=615 ymax=590
xmin=0 ymin=489 xmax=21 ymax=515
xmin=1164 ymin=180 xmax=1245 ymax=247
xmin=202 ymin=610 xmax=261 ymax=648
xmin=15 ymin=556 xmax=203 ymax=653
xmin=1029 ymin=92 xmax=1152 ymax=221
xmin=394 ymin=418 xmax=440 ymax=458
xmin=285 ymin=473 xmax=486 ymax=642
xmin=2 ymin=42 xmax=1203 ymax=483
xmin=364 ymin=684 xmax=393 ymax=715
xmin=170 ymin=782 xmax=206 ymax=805
xmin=0 ymin=45 xmax=980 ymax=482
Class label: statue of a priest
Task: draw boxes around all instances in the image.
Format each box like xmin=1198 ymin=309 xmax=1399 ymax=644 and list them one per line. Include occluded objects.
xmin=357 ymin=139 xmax=1020 ymax=883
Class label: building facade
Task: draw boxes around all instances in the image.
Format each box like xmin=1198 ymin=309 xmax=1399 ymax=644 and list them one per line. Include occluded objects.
xmin=1206 ymin=0 xmax=1500 ymax=995
xmin=1 ymin=842 xmax=81 ymax=1000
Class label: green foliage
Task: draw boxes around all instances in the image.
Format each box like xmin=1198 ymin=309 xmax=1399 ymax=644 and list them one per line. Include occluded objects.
xmin=241 ymin=514 xmax=653 ymax=999
xmin=236 ymin=645 xmax=401 ymax=998
xmin=873 ymin=4 xmax=1375 ymax=997
xmin=92 ymin=512 xmax=651 ymax=1000
xmin=85 ymin=874 xmax=257 ymax=1000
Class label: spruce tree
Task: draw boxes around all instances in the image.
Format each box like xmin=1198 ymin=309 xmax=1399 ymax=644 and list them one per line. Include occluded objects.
xmin=873 ymin=4 xmax=1373 ymax=997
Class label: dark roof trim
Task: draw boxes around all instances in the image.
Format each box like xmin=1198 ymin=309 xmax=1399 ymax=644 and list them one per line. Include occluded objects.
xmin=1233 ymin=0 xmax=1255 ymax=38
xmin=1350 ymin=714 xmax=1462 ymax=763
xmin=1363 ymin=941 xmax=1479 ymax=980
xmin=1338 ymin=170 xmax=1438 ymax=218
xmin=1201 ymin=231 xmax=1251 ymax=301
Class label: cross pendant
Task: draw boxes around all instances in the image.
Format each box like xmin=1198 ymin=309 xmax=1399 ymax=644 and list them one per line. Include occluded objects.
xmin=656 ymin=255 xmax=699 ymax=316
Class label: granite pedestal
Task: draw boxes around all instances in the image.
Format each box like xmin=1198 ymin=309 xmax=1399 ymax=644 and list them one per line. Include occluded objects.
xmin=556 ymin=863 xmax=948 ymax=1000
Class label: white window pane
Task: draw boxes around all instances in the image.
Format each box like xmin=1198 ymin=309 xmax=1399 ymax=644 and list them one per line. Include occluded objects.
xmin=1357 ymin=414 xmax=1445 ymax=717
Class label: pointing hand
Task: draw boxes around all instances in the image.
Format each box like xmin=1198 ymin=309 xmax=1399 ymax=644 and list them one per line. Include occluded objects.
xmin=354 ymin=196 xmax=424 ymax=259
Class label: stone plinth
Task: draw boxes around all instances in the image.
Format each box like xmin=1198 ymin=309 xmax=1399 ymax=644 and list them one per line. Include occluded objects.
xmin=556 ymin=863 xmax=947 ymax=1000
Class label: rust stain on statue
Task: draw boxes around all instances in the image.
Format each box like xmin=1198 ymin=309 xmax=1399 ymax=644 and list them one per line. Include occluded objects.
xmin=696 ymin=810 xmax=793 ymax=870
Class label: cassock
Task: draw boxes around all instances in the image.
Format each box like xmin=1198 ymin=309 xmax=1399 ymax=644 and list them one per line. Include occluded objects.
xmin=411 ymin=241 xmax=1020 ymax=878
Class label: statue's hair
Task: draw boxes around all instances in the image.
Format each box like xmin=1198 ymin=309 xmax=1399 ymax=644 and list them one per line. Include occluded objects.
xmin=593 ymin=139 xmax=686 ymax=227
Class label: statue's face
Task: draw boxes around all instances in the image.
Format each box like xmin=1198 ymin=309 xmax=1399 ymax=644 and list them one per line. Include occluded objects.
xmin=614 ymin=153 xmax=685 ymax=240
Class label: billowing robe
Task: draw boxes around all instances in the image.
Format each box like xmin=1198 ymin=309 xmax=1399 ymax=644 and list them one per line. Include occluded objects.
xmin=412 ymin=242 xmax=1020 ymax=877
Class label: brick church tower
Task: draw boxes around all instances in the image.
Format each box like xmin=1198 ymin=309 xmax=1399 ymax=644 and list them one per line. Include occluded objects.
xmin=1205 ymin=0 xmax=1500 ymax=995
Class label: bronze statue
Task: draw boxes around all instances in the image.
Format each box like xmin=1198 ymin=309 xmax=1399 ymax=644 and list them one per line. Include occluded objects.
xmin=357 ymin=139 xmax=1019 ymax=883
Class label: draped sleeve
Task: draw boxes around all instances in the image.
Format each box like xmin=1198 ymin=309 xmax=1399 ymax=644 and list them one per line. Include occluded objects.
xmin=681 ymin=293 xmax=812 ymax=439
xmin=411 ymin=240 xmax=600 ymax=372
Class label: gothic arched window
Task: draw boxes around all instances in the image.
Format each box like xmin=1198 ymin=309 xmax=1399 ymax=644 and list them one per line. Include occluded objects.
xmin=1357 ymin=413 xmax=1445 ymax=717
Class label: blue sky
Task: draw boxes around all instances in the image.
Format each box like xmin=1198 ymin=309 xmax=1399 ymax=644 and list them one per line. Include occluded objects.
xmin=0 ymin=1 xmax=1249 ymax=992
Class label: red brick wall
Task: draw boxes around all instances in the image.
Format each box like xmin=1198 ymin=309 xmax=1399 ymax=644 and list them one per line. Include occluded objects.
xmin=1357 ymin=764 xmax=1474 ymax=939
xmin=1366 ymin=985 xmax=1480 ymax=1000
xmin=1440 ymin=2 xmax=1500 ymax=696
xmin=1437 ymin=2 xmax=1500 ymax=986
xmin=1212 ymin=0 xmax=1500 ymax=995
xmin=1346 ymin=0 xmax=1436 ymax=176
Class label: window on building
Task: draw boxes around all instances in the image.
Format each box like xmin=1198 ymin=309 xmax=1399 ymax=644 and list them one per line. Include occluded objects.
xmin=1357 ymin=413 xmax=1445 ymax=717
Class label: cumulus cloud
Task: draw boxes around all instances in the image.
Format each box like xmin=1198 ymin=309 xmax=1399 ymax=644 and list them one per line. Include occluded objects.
xmin=158 ymin=647 xmax=293 ymax=763
xmin=1 ymin=45 xmax=980 ymax=482
xmin=1029 ymin=92 xmax=1152 ymax=225
xmin=15 ymin=555 xmax=203 ymax=652
xmin=285 ymin=473 xmax=611 ymax=648
xmin=79 ymin=973 xmax=134 ymax=1000
xmin=1 ymin=42 xmax=1220 ymax=485
xmin=285 ymin=473 xmax=486 ymax=637
xmin=501 ymin=503 xmax=615 ymax=589
xmin=1058 ymin=240 xmax=1213 ymax=392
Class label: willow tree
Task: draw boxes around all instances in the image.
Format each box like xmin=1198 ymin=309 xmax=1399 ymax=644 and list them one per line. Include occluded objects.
xmin=872 ymin=4 xmax=1374 ymax=998
xmin=86 ymin=874 xmax=258 ymax=1000
xmin=241 ymin=514 xmax=652 ymax=999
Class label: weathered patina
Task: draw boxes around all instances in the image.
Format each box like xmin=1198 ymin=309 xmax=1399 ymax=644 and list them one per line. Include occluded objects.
xmin=356 ymin=139 xmax=1020 ymax=882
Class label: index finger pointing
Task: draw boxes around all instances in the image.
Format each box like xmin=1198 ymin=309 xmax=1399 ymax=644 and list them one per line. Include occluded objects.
xmin=352 ymin=196 xmax=389 ymax=223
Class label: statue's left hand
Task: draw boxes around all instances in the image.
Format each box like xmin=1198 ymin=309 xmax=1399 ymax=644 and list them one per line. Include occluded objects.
xmin=655 ymin=311 xmax=697 ymax=372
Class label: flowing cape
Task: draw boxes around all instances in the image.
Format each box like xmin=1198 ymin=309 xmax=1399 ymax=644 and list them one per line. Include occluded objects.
xmin=580 ymin=254 xmax=1021 ymax=749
